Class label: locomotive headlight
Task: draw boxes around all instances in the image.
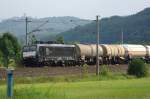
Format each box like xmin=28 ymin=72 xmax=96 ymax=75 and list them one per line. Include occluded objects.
xmin=23 ymin=51 xmax=36 ymax=58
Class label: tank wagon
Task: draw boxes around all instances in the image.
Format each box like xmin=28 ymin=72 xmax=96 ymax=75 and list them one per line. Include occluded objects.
xmin=75 ymin=44 xmax=103 ymax=64
xmin=100 ymin=44 xmax=126 ymax=64
xmin=123 ymin=44 xmax=147 ymax=59
xmin=75 ymin=44 xmax=150 ymax=64
xmin=22 ymin=43 xmax=150 ymax=66
xmin=145 ymin=46 xmax=150 ymax=61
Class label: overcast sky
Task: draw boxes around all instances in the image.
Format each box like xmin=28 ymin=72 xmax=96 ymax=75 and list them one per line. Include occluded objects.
xmin=0 ymin=0 xmax=150 ymax=20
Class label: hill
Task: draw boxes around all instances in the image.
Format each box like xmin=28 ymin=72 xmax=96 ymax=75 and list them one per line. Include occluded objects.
xmin=59 ymin=8 xmax=150 ymax=44
xmin=0 ymin=16 xmax=91 ymax=43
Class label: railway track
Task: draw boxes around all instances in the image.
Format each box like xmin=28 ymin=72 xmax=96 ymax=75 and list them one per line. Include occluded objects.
xmin=0 ymin=65 xmax=131 ymax=79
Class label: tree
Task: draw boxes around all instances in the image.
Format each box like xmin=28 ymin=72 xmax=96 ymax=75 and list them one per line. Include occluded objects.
xmin=0 ymin=50 xmax=3 ymax=67
xmin=31 ymin=34 xmax=37 ymax=44
xmin=66 ymin=41 xmax=80 ymax=44
xmin=0 ymin=33 xmax=21 ymax=68
xmin=56 ymin=36 xmax=64 ymax=44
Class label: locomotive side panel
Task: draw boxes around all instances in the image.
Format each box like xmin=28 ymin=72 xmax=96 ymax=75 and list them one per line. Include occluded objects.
xmin=38 ymin=44 xmax=76 ymax=62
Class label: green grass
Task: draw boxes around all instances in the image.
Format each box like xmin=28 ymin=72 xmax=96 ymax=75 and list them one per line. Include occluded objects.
xmin=1 ymin=77 xmax=150 ymax=99
xmin=0 ymin=73 xmax=135 ymax=85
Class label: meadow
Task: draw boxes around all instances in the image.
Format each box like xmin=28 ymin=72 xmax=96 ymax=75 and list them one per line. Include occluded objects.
xmin=1 ymin=77 xmax=150 ymax=99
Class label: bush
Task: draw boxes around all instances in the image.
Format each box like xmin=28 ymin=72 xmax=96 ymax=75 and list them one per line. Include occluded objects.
xmin=127 ymin=58 xmax=148 ymax=77
xmin=82 ymin=64 xmax=89 ymax=77
xmin=100 ymin=65 xmax=110 ymax=76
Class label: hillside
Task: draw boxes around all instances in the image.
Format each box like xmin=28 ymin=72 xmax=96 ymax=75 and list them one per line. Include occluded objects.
xmin=59 ymin=8 xmax=150 ymax=44
xmin=0 ymin=16 xmax=91 ymax=42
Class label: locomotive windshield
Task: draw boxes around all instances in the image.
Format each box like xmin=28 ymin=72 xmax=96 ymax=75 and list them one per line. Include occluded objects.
xmin=23 ymin=46 xmax=36 ymax=52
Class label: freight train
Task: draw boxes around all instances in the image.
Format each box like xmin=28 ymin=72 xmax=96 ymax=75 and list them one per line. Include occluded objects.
xmin=22 ymin=43 xmax=150 ymax=66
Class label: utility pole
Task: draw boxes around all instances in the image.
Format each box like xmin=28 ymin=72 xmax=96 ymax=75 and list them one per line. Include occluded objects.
xmin=12 ymin=15 xmax=48 ymax=45
xmin=25 ymin=16 xmax=32 ymax=45
xmin=11 ymin=15 xmax=30 ymax=45
xmin=121 ymin=28 xmax=124 ymax=44
xmin=25 ymin=17 xmax=28 ymax=45
xmin=96 ymin=15 xmax=100 ymax=75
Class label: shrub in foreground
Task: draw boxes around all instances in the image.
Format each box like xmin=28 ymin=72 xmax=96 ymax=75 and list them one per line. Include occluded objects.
xmin=127 ymin=58 xmax=148 ymax=77
xmin=82 ymin=64 xmax=89 ymax=77
xmin=100 ymin=65 xmax=110 ymax=76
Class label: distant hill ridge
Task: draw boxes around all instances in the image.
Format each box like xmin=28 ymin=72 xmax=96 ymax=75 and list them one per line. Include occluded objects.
xmin=59 ymin=8 xmax=150 ymax=44
xmin=0 ymin=16 xmax=91 ymax=42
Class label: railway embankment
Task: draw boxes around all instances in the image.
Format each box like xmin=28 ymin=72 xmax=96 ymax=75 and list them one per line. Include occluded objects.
xmin=0 ymin=65 xmax=130 ymax=79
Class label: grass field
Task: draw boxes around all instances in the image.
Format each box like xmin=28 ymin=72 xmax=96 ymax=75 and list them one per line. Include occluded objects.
xmin=1 ymin=77 xmax=150 ymax=99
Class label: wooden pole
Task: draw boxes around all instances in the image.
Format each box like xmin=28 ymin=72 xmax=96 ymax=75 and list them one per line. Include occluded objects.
xmin=96 ymin=15 xmax=100 ymax=75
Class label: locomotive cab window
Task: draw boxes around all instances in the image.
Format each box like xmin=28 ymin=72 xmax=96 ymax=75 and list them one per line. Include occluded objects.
xmin=46 ymin=47 xmax=53 ymax=56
